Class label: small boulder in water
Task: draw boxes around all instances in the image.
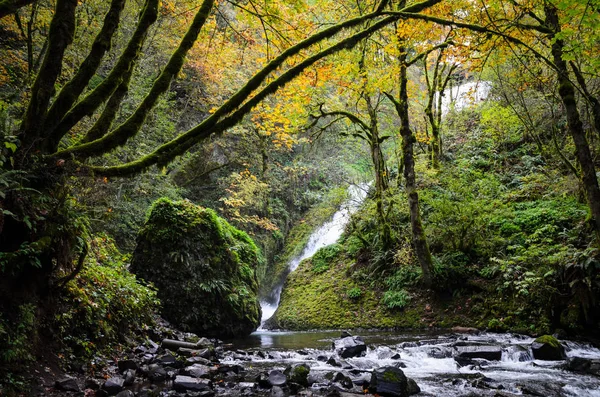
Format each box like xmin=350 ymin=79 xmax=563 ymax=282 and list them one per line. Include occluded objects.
xmin=268 ymin=370 xmax=287 ymax=387
xmin=531 ymin=335 xmax=566 ymax=361
xmin=369 ymin=366 xmax=420 ymax=397
xmin=333 ymin=336 xmax=367 ymax=358
xmin=566 ymin=357 xmax=600 ymax=376
xmin=173 ymin=375 xmax=212 ymax=392
xmin=286 ymin=363 xmax=310 ymax=386
xmin=456 ymin=346 xmax=502 ymax=361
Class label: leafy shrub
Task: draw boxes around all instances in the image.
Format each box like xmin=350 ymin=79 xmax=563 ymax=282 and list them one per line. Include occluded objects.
xmin=385 ymin=265 xmax=422 ymax=290
xmin=0 ymin=303 xmax=36 ymax=367
xmin=347 ymin=287 xmax=362 ymax=300
xmin=312 ymin=244 xmax=341 ymax=274
xmin=382 ymin=289 xmax=410 ymax=310
xmin=55 ymin=235 xmax=159 ymax=357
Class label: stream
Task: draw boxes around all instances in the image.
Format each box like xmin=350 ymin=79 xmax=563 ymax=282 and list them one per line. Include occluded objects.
xmin=223 ymin=330 xmax=600 ymax=396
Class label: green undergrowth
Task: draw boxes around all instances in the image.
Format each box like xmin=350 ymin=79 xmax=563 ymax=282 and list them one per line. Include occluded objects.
xmin=260 ymin=187 xmax=348 ymax=298
xmin=55 ymin=234 xmax=159 ymax=358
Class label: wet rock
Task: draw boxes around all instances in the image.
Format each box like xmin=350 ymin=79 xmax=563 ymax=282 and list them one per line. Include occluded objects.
xmin=452 ymin=326 xmax=480 ymax=334
xmin=268 ymin=370 xmax=287 ymax=387
xmin=427 ymin=346 xmax=453 ymax=359
xmin=407 ymin=378 xmax=420 ymax=395
xmin=155 ymin=352 xmax=180 ymax=367
xmin=271 ymin=386 xmax=286 ymax=397
xmin=117 ymin=359 xmax=138 ymax=372
xmin=102 ymin=376 xmax=125 ymax=395
xmin=286 ymin=363 xmax=310 ymax=386
xmin=333 ymin=372 xmax=354 ymax=389
xmin=84 ymin=378 xmax=100 ymax=390
xmin=317 ymin=354 xmax=328 ymax=361
xmin=341 ymin=331 xmax=352 ymax=338
xmin=186 ymin=356 xmax=212 ymax=366
xmin=173 ymin=375 xmax=212 ymax=392
xmin=517 ymin=381 xmax=563 ymax=396
xmin=327 ymin=356 xmax=342 ymax=367
xmin=391 ymin=353 xmax=401 ymax=360
xmin=333 ymin=336 xmax=367 ymax=358
xmin=369 ymin=366 xmax=419 ymax=397
xmin=566 ymin=356 xmax=600 ymax=376
xmin=186 ymin=363 xmax=212 ymax=378
xmin=179 ymin=347 xmax=212 ymax=358
xmin=531 ymin=335 xmax=566 ymax=361
xmin=123 ymin=369 xmax=136 ymax=386
xmin=55 ymin=376 xmax=80 ymax=392
xmin=115 ymin=391 xmax=134 ymax=397
xmin=148 ymin=364 xmax=168 ymax=382
xmin=456 ymin=346 xmax=502 ymax=361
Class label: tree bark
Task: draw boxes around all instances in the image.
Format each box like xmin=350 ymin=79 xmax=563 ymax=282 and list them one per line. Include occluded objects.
xmin=18 ymin=0 xmax=77 ymax=155
xmin=545 ymin=5 xmax=600 ymax=235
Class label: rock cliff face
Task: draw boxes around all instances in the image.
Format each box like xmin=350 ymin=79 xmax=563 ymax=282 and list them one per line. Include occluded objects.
xmin=131 ymin=198 xmax=262 ymax=337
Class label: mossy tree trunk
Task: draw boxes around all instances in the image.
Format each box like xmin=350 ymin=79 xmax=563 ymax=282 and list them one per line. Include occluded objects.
xmin=545 ymin=4 xmax=600 ymax=236
xmin=385 ymin=16 xmax=434 ymax=288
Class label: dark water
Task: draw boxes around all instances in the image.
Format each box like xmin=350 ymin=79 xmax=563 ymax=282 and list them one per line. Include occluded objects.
xmin=223 ymin=330 xmax=600 ymax=396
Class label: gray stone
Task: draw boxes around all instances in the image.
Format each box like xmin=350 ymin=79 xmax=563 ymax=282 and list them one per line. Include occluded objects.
xmin=333 ymin=336 xmax=367 ymax=358
xmin=268 ymin=370 xmax=287 ymax=387
xmin=123 ymin=369 xmax=136 ymax=386
xmin=173 ymin=375 xmax=212 ymax=392
xmin=369 ymin=366 xmax=420 ymax=397
xmin=456 ymin=346 xmax=502 ymax=361
xmin=186 ymin=364 xmax=211 ymax=378
xmin=115 ymin=391 xmax=134 ymax=397
xmin=148 ymin=364 xmax=167 ymax=382
xmin=55 ymin=377 xmax=80 ymax=392
xmin=117 ymin=359 xmax=138 ymax=372
xmin=103 ymin=377 xmax=125 ymax=395
xmin=270 ymin=386 xmax=286 ymax=397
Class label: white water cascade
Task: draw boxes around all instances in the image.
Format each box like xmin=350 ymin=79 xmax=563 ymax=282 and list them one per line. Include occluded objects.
xmin=440 ymin=80 xmax=491 ymax=116
xmin=259 ymin=183 xmax=369 ymax=325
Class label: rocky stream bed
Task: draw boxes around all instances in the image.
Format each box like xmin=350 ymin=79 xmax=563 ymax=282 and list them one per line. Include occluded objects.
xmin=43 ymin=324 xmax=600 ymax=397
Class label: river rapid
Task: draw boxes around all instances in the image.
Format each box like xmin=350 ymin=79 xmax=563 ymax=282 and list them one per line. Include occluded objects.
xmin=223 ymin=329 xmax=600 ymax=396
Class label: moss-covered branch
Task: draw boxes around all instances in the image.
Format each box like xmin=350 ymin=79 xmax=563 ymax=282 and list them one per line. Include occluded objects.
xmin=88 ymin=15 xmax=400 ymax=176
xmin=80 ymin=57 xmax=137 ymax=143
xmin=47 ymin=0 xmax=159 ymax=149
xmin=18 ymin=0 xmax=77 ymax=154
xmin=42 ymin=0 xmax=126 ymax=151
xmin=55 ymin=0 xmax=215 ymax=158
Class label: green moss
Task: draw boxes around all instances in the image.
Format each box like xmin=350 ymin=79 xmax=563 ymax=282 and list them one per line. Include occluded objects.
xmin=131 ymin=198 xmax=263 ymax=337
xmin=534 ymin=335 xmax=561 ymax=348
xmin=382 ymin=371 xmax=402 ymax=383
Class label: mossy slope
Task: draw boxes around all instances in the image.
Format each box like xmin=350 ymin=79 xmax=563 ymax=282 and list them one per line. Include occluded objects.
xmin=131 ymin=198 xmax=263 ymax=337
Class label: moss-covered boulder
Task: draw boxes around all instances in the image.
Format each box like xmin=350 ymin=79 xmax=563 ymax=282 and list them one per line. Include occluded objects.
xmin=131 ymin=198 xmax=263 ymax=337
xmin=531 ymin=335 xmax=566 ymax=361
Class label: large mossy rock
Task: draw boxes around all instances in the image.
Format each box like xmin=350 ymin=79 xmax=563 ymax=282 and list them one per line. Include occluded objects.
xmin=131 ymin=198 xmax=263 ymax=337
xmin=531 ymin=335 xmax=566 ymax=361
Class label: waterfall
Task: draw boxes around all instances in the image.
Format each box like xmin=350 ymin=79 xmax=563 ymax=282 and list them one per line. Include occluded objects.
xmin=259 ymin=183 xmax=369 ymax=325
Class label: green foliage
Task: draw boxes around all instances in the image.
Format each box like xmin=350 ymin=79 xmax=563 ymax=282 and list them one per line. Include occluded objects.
xmin=55 ymin=235 xmax=159 ymax=358
xmin=385 ymin=265 xmax=422 ymax=290
xmin=0 ymin=303 xmax=36 ymax=366
xmin=311 ymin=244 xmax=341 ymax=274
xmin=347 ymin=287 xmax=362 ymax=300
xmin=382 ymin=289 xmax=410 ymax=310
